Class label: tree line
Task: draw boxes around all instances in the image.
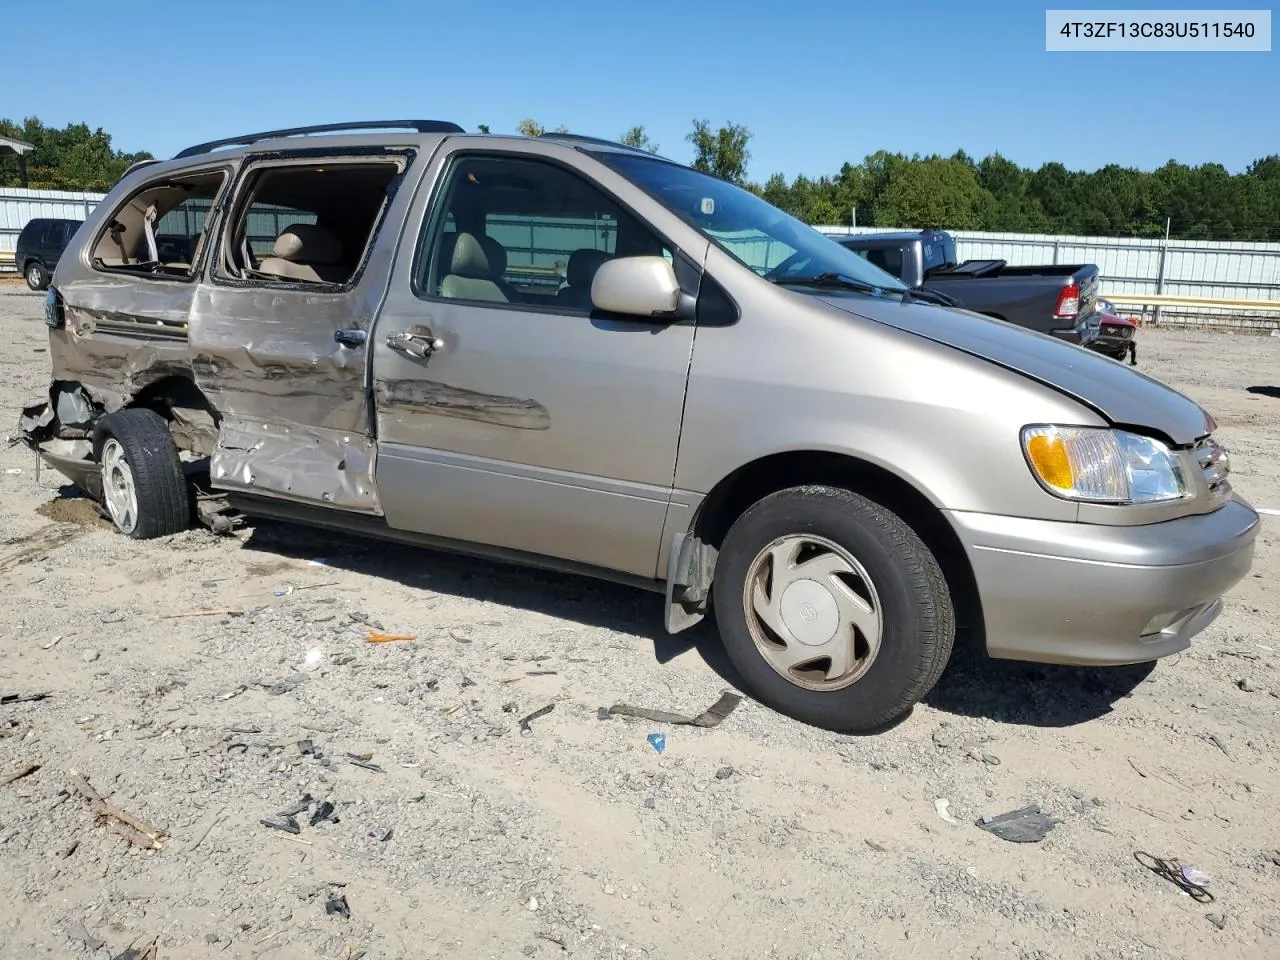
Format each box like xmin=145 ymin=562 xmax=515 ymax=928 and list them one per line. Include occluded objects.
xmin=4 ymin=115 xmax=1278 ymax=241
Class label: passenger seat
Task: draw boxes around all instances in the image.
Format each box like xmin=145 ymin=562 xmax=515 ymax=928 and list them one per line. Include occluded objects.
xmin=555 ymin=248 xmax=612 ymax=310
xmin=439 ymin=232 xmax=512 ymax=302
xmin=257 ymin=224 xmax=348 ymax=283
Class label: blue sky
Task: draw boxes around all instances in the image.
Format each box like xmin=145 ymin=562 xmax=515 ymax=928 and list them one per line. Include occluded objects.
xmin=10 ymin=0 xmax=1277 ymax=179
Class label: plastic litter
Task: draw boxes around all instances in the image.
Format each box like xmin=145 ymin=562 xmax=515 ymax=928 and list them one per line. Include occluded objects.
xmin=309 ymin=800 xmax=338 ymax=826
xmin=325 ymin=891 xmax=351 ymax=919
xmin=934 ymin=798 xmax=959 ymax=825
xmin=519 ymin=703 xmax=555 ymax=735
xmin=1135 ymin=851 xmax=1215 ymax=902
xmin=369 ymin=826 xmax=392 ymax=842
xmin=260 ymin=814 xmax=301 ymax=835
xmin=647 ymin=733 xmax=667 ymax=754
xmin=976 ymin=805 xmax=1055 ymax=843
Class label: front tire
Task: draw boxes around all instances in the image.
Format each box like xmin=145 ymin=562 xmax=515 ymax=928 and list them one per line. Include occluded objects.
xmin=25 ymin=261 xmax=49 ymax=291
xmin=712 ymin=485 xmax=955 ymax=733
xmin=93 ymin=409 xmax=191 ymax=539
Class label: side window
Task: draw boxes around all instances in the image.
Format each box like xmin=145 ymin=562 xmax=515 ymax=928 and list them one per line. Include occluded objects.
xmin=217 ymin=160 xmax=401 ymax=287
xmin=91 ymin=170 xmax=227 ymax=279
xmin=415 ymin=155 xmax=673 ymax=310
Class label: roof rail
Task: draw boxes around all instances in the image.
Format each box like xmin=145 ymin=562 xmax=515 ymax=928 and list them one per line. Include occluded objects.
xmin=123 ymin=158 xmax=162 ymax=176
xmin=536 ymin=132 xmax=653 ymax=154
xmin=173 ymin=120 xmax=465 ymax=159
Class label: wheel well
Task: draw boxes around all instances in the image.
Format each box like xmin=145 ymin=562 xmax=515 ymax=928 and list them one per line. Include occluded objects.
xmin=693 ymin=451 xmax=983 ymax=638
xmin=126 ymin=375 xmax=220 ymax=457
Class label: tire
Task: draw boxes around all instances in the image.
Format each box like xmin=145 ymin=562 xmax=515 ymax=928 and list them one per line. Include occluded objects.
xmin=92 ymin=408 xmax=191 ymax=539
xmin=25 ymin=261 xmax=49 ymax=291
xmin=712 ymin=485 xmax=955 ymax=733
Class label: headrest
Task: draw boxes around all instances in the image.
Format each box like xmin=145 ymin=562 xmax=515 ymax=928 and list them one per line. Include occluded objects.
xmin=273 ymin=224 xmax=342 ymax=265
xmin=450 ymin=232 xmax=504 ymax=278
xmin=567 ymin=248 xmax=611 ymax=287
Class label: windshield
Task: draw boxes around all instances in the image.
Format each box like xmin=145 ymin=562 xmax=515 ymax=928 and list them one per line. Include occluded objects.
xmin=596 ymin=152 xmax=908 ymax=292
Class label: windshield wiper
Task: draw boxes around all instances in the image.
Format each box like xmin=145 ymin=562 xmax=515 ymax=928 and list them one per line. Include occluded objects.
xmin=770 ymin=272 xmax=884 ymax=294
xmin=895 ymin=286 xmax=961 ymax=308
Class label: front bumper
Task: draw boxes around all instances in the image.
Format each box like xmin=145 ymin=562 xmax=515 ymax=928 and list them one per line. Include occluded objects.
xmin=947 ymin=498 xmax=1259 ymax=666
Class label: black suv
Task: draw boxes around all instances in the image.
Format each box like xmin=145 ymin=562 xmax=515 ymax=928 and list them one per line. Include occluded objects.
xmin=15 ymin=218 xmax=82 ymax=291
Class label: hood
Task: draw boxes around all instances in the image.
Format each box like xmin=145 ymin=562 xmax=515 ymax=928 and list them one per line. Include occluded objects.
xmin=818 ymin=294 xmax=1211 ymax=446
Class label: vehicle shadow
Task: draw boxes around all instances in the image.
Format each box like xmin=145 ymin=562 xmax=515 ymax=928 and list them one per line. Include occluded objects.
xmin=238 ymin=518 xmax=1154 ymax=731
xmin=238 ymin=518 xmax=742 ymax=683
xmin=1246 ymin=385 xmax=1280 ymax=399
xmin=923 ymin=642 xmax=1156 ymax=728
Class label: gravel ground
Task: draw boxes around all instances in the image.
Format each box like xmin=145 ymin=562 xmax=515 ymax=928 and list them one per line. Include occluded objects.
xmin=2 ymin=279 xmax=1278 ymax=960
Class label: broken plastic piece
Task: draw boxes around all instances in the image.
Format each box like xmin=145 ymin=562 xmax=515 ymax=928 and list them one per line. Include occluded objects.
xmin=346 ymin=755 xmax=385 ymax=774
xmin=278 ymin=794 xmax=314 ymax=818
xmin=0 ymin=692 xmax=50 ymax=705
xmin=647 ymin=733 xmax=666 ymax=754
xmin=297 ymin=739 xmax=315 ymax=756
xmin=364 ymin=631 xmax=416 ymax=644
xmin=934 ymin=798 xmax=959 ymax=825
xmin=519 ymin=703 xmax=555 ymax=735
xmin=977 ymin=805 xmax=1055 ymax=843
xmin=325 ymin=891 xmax=351 ymax=919
xmin=309 ymin=800 xmax=337 ymax=826
xmin=605 ymin=691 xmax=742 ymax=728
xmin=370 ymin=826 xmax=393 ymax=842
xmin=260 ymin=814 xmax=301 ymax=835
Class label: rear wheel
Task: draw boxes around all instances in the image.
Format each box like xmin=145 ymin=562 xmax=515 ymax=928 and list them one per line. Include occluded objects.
xmin=712 ymin=485 xmax=955 ymax=733
xmin=24 ymin=261 xmax=49 ymax=291
xmin=93 ymin=409 xmax=191 ymax=539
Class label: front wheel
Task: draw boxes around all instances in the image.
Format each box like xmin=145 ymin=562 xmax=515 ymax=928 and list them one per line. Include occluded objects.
xmin=25 ymin=261 xmax=49 ymax=291
xmin=712 ymin=485 xmax=955 ymax=733
xmin=93 ymin=408 xmax=192 ymax=539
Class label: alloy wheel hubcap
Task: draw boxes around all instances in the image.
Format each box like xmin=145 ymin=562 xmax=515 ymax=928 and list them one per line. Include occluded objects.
xmin=742 ymin=534 xmax=882 ymax=691
xmin=100 ymin=438 xmax=139 ymax=534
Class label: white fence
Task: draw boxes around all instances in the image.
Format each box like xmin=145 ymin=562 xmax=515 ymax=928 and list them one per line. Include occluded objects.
xmin=0 ymin=188 xmax=105 ymax=261
xmin=818 ymin=225 xmax=1280 ymax=332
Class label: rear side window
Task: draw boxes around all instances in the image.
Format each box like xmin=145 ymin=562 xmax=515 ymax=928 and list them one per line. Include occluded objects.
xmin=216 ymin=159 xmax=403 ymax=288
xmin=91 ymin=169 xmax=229 ymax=280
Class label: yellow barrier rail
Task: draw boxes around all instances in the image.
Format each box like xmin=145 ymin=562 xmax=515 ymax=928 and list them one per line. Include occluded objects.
xmin=1102 ymin=292 xmax=1280 ymax=313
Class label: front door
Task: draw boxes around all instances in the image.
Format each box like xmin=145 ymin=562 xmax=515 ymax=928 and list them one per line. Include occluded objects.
xmin=371 ymin=147 xmax=704 ymax=579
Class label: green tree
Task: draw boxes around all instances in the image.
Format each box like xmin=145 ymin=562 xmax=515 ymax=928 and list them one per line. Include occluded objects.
xmin=877 ymin=156 xmax=994 ymax=230
xmin=619 ymin=125 xmax=660 ymax=153
xmin=0 ymin=116 xmax=153 ymax=190
xmin=515 ymin=119 xmax=568 ymax=138
xmin=687 ymin=119 xmax=751 ymax=185
xmin=476 ymin=124 xmax=491 ymax=134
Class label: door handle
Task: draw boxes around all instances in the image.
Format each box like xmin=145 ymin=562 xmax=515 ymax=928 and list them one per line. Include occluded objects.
xmin=333 ymin=328 xmax=367 ymax=348
xmin=386 ymin=328 xmax=444 ymax=360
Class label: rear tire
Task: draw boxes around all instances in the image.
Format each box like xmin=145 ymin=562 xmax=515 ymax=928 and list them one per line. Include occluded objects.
xmin=25 ymin=261 xmax=49 ymax=291
xmin=92 ymin=409 xmax=191 ymax=539
xmin=712 ymin=485 xmax=955 ymax=733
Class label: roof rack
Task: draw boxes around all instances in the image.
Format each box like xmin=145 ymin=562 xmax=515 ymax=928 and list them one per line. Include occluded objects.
xmin=173 ymin=120 xmax=465 ymax=159
xmin=536 ymin=132 xmax=653 ymax=154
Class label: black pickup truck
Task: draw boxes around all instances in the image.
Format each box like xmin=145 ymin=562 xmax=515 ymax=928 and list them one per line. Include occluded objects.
xmin=834 ymin=229 xmax=1102 ymax=344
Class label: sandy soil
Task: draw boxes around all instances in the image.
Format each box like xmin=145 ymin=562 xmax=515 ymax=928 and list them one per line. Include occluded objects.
xmin=2 ymin=282 xmax=1278 ymax=960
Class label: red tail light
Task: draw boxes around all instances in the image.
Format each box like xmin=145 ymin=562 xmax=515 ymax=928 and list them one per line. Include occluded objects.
xmin=1054 ymin=282 xmax=1080 ymax=319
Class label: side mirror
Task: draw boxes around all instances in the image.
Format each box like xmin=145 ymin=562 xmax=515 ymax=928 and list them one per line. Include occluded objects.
xmin=590 ymin=256 xmax=683 ymax=319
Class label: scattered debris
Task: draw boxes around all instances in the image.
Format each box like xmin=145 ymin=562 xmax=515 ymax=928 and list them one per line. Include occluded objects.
xmin=647 ymin=733 xmax=667 ymax=754
xmin=1204 ymin=733 xmax=1231 ymax=757
xmin=69 ymin=769 xmax=167 ymax=849
xmin=258 ymin=673 xmax=309 ymax=696
xmin=301 ymin=648 xmax=325 ymax=671
xmin=604 ymin=691 xmax=742 ymax=728
xmin=1206 ymin=913 xmax=1228 ymax=930
xmin=324 ymin=891 xmax=351 ymax=919
xmin=977 ymin=805 xmax=1055 ymax=843
xmin=1236 ymin=678 xmax=1257 ymax=692
xmin=1134 ymin=851 xmax=1215 ymax=902
xmin=346 ymin=755 xmax=385 ymax=774
xmin=864 ymin=838 xmax=889 ymax=852
xmin=309 ymin=801 xmax=338 ymax=826
xmin=519 ymin=703 xmax=556 ymax=735
xmin=364 ymin=632 xmax=416 ymax=644
xmin=525 ymin=896 xmax=539 ymax=911
xmin=934 ymin=798 xmax=959 ymax=825
xmin=62 ymin=919 xmax=104 ymax=950
xmin=370 ymin=826 xmax=393 ymax=842
xmin=1 ymin=691 xmax=50 ymax=705
xmin=41 ymin=635 xmax=62 ymax=650
xmin=58 ymin=839 xmax=79 ymax=859
xmin=715 ymin=765 xmax=735 ymax=780
xmin=215 ymin=685 xmax=246 ymax=701
xmin=596 ymin=707 xmax=611 ymax=721
xmin=81 ymin=648 xmax=100 ymax=664
xmin=460 ymin=675 xmax=476 ymax=689
xmin=279 ymin=794 xmax=315 ymax=818
xmin=296 ymin=739 xmax=315 ymax=757
xmin=111 ymin=935 xmax=159 ymax=960
xmin=260 ymin=814 xmax=301 ymax=835
xmin=159 ymin=609 xmax=246 ymax=620
xmin=526 ymin=670 xmax=558 ymax=677
xmin=2 ymin=762 xmax=40 ymax=786
xmin=536 ymin=931 xmax=568 ymax=951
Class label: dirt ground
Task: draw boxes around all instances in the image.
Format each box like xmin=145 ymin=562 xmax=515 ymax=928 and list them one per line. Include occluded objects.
xmin=1 ymin=280 xmax=1278 ymax=960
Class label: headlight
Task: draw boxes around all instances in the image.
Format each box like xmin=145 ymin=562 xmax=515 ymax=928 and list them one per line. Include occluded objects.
xmin=1021 ymin=425 xmax=1189 ymax=504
